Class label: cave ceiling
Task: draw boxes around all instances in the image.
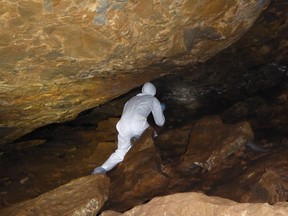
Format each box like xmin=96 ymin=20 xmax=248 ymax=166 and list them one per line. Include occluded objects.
xmin=0 ymin=0 xmax=283 ymax=145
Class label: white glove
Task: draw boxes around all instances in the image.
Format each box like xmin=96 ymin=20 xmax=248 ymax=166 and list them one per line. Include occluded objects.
xmin=161 ymin=103 xmax=166 ymax=111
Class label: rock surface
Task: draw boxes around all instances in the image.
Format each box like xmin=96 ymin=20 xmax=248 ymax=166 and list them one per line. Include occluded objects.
xmin=0 ymin=0 xmax=269 ymax=145
xmin=0 ymin=174 xmax=110 ymax=216
xmin=178 ymin=116 xmax=254 ymax=172
xmin=100 ymin=192 xmax=288 ymax=216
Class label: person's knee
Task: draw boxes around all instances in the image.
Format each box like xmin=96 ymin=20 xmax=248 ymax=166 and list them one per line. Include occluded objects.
xmin=130 ymin=135 xmax=140 ymax=145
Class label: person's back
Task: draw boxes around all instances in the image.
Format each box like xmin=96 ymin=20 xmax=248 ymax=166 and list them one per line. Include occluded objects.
xmin=121 ymin=94 xmax=155 ymax=120
xmin=118 ymin=93 xmax=164 ymax=135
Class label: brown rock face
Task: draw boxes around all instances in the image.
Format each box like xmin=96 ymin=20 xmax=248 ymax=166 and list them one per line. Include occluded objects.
xmin=0 ymin=175 xmax=110 ymax=216
xmin=0 ymin=0 xmax=269 ymax=145
xmin=100 ymin=192 xmax=288 ymax=216
xmin=210 ymin=149 xmax=288 ymax=204
xmin=179 ymin=116 xmax=254 ymax=172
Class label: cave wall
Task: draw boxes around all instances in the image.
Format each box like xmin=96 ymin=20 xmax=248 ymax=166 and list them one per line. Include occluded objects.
xmin=0 ymin=0 xmax=269 ymax=144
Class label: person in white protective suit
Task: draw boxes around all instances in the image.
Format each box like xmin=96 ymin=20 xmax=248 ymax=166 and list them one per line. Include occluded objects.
xmin=92 ymin=82 xmax=165 ymax=174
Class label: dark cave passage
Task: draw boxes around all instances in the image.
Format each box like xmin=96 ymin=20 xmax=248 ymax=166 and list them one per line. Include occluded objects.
xmin=0 ymin=62 xmax=288 ymax=213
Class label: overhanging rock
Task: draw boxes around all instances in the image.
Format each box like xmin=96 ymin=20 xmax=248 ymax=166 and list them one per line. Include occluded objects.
xmin=0 ymin=0 xmax=269 ymax=144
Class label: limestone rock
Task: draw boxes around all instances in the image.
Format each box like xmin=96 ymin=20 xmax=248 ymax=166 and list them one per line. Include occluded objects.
xmin=0 ymin=175 xmax=110 ymax=216
xmin=103 ymin=128 xmax=170 ymax=212
xmin=179 ymin=115 xmax=254 ymax=172
xmin=100 ymin=192 xmax=288 ymax=216
xmin=0 ymin=0 xmax=269 ymax=145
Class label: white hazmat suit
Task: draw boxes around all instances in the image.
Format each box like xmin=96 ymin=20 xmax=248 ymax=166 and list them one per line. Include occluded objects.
xmin=92 ymin=82 xmax=165 ymax=174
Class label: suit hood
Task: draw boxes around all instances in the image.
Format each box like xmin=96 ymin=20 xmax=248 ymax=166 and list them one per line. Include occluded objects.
xmin=141 ymin=82 xmax=156 ymax=96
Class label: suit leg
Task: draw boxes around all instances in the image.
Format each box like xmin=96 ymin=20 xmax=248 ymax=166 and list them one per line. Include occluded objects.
xmin=101 ymin=134 xmax=131 ymax=171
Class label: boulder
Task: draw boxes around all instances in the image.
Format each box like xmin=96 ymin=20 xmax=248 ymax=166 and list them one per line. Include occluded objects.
xmin=100 ymin=192 xmax=288 ymax=216
xmin=210 ymin=149 xmax=288 ymax=204
xmin=154 ymin=123 xmax=192 ymax=162
xmin=178 ymin=115 xmax=254 ymax=172
xmin=0 ymin=175 xmax=110 ymax=216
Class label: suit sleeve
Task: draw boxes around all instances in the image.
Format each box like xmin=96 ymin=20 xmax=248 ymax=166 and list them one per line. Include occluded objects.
xmin=151 ymin=98 xmax=165 ymax=126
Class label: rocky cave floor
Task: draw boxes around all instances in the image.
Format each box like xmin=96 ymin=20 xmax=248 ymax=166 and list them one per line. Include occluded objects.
xmin=0 ymin=72 xmax=288 ymax=214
